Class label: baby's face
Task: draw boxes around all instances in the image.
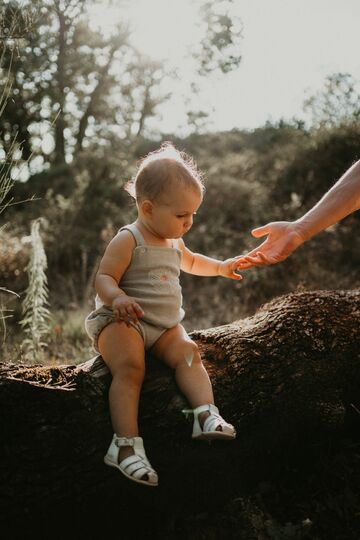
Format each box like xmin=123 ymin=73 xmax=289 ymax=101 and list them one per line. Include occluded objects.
xmin=150 ymin=187 xmax=202 ymax=239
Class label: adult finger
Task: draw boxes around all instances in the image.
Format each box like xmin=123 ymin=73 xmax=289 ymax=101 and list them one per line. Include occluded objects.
xmin=251 ymin=224 xmax=270 ymax=238
xmin=242 ymin=252 xmax=270 ymax=265
xmin=249 ymin=252 xmax=270 ymax=263
xmin=236 ymin=262 xmax=253 ymax=269
xmin=234 ymin=256 xmax=254 ymax=268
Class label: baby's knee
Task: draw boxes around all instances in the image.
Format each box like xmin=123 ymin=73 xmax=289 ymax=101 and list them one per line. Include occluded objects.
xmin=111 ymin=355 xmax=145 ymax=380
xmin=179 ymin=340 xmax=201 ymax=368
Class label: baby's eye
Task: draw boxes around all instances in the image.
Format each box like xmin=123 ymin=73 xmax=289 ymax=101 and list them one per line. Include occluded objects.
xmin=176 ymin=212 xmax=197 ymax=219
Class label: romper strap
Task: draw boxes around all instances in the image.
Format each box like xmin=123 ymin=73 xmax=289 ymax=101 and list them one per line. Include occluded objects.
xmin=172 ymin=238 xmax=181 ymax=250
xmin=119 ymin=223 xmax=145 ymax=246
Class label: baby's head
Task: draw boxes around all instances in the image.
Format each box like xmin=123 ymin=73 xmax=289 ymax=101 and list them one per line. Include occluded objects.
xmin=125 ymin=143 xmax=205 ymax=239
xmin=125 ymin=142 xmax=204 ymax=204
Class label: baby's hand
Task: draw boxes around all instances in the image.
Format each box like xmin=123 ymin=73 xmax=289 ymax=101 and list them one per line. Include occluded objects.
xmin=112 ymin=295 xmax=144 ymax=326
xmin=218 ymin=258 xmax=243 ymax=281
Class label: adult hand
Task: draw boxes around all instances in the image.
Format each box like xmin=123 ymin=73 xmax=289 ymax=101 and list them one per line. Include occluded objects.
xmin=236 ymin=221 xmax=306 ymax=268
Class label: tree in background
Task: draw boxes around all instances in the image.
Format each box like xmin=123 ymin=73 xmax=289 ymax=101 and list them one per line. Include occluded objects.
xmin=194 ymin=0 xmax=242 ymax=76
xmin=0 ymin=0 xmax=172 ymax=172
xmin=268 ymin=74 xmax=360 ymax=212
xmin=0 ymin=1 xmax=34 ymax=339
xmin=0 ymin=0 xmax=244 ymax=176
xmin=6 ymin=1 xmax=359 ymax=325
xmin=304 ymin=72 xmax=360 ymax=129
xmin=112 ymin=52 xmax=172 ymax=141
xmin=0 ymin=0 xmax=245 ymax=294
xmin=184 ymin=0 xmax=243 ymax=132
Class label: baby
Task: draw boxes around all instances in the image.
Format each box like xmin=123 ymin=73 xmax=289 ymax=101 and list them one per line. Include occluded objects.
xmin=85 ymin=143 xmax=242 ymax=487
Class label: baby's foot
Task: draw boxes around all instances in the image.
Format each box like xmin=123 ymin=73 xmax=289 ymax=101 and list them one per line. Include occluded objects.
xmin=192 ymin=404 xmax=236 ymax=440
xmin=104 ymin=435 xmax=158 ymax=486
xmin=198 ymin=411 xmax=222 ymax=432
xmin=118 ymin=445 xmax=134 ymax=462
xmin=117 ymin=445 xmax=151 ymax=483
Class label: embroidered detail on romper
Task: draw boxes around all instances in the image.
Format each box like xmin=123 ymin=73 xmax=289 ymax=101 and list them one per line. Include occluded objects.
xmin=149 ymin=269 xmax=173 ymax=288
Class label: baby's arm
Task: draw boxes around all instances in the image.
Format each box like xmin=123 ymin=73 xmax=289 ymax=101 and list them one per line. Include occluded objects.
xmin=95 ymin=231 xmax=144 ymax=325
xmin=179 ymin=239 xmax=242 ymax=280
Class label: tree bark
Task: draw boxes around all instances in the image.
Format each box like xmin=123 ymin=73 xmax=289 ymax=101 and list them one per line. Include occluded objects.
xmin=1 ymin=289 xmax=359 ymax=537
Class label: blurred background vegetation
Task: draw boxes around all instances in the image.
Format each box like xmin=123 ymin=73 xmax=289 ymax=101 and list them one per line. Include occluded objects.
xmin=1 ymin=0 xmax=359 ymax=365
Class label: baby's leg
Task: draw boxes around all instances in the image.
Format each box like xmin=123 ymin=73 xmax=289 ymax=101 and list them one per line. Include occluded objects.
xmin=152 ymin=325 xmax=235 ymax=438
xmin=151 ymin=325 xmax=219 ymax=429
xmin=98 ymin=321 xmax=145 ymax=461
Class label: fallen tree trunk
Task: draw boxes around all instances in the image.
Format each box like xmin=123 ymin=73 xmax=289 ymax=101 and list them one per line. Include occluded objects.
xmin=1 ymin=289 xmax=359 ymax=538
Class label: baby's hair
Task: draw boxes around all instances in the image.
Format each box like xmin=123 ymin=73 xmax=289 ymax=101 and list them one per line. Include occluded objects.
xmin=125 ymin=142 xmax=205 ymax=202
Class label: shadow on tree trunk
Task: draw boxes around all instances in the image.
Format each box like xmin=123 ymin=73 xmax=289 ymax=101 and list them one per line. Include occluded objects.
xmin=1 ymin=290 xmax=359 ymax=539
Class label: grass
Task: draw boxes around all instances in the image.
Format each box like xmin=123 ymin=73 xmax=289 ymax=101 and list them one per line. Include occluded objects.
xmin=1 ymin=306 xmax=94 ymax=366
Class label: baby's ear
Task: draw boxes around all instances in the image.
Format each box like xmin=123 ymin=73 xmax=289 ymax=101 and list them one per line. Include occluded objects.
xmin=140 ymin=199 xmax=153 ymax=216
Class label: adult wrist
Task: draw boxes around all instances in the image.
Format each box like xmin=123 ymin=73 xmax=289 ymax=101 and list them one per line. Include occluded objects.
xmin=292 ymin=219 xmax=313 ymax=243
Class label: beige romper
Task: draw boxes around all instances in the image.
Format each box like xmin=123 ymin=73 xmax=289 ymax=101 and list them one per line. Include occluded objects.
xmin=85 ymin=223 xmax=185 ymax=350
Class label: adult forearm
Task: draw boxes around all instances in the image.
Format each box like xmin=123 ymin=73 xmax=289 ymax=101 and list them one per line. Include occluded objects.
xmin=295 ymin=160 xmax=360 ymax=241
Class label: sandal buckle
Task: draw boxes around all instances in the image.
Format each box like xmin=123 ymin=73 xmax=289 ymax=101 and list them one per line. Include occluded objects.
xmin=182 ymin=408 xmax=193 ymax=420
xmin=114 ymin=437 xmax=135 ymax=448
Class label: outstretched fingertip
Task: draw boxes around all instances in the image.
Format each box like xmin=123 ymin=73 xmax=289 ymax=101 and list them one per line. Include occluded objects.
xmin=251 ymin=225 xmax=268 ymax=238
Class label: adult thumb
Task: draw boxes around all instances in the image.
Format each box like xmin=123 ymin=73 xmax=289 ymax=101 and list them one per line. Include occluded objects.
xmin=251 ymin=224 xmax=270 ymax=238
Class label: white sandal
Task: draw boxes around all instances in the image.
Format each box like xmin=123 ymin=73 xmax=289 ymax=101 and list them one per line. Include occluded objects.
xmin=104 ymin=435 xmax=158 ymax=487
xmin=183 ymin=404 xmax=236 ymax=440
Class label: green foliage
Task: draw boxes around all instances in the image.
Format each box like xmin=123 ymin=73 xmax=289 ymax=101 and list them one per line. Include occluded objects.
xmin=42 ymin=146 xmax=136 ymax=292
xmin=0 ymin=0 xmax=246 ymax=177
xmin=5 ymin=118 xmax=360 ymax=328
xmin=20 ymin=218 xmax=50 ymax=361
xmin=0 ymin=286 xmax=19 ymax=345
xmin=4 ymin=117 xmax=360 ymax=331
xmin=304 ymin=72 xmax=360 ymax=129
xmin=195 ymin=0 xmax=243 ymax=75
xmin=46 ymin=307 xmax=93 ymax=364
xmin=0 ymin=1 xmax=30 ymax=338
xmin=0 ymin=0 xmax=170 ymax=170
xmin=272 ymin=123 xmax=360 ymax=212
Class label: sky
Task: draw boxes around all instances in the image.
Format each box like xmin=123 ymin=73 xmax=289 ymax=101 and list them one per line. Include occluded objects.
xmin=90 ymin=0 xmax=360 ymax=134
